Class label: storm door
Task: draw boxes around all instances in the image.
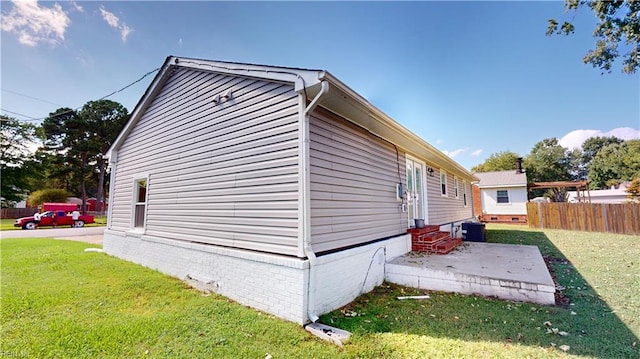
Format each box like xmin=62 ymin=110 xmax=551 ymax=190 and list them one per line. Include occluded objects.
xmin=406 ymin=157 xmax=427 ymax=227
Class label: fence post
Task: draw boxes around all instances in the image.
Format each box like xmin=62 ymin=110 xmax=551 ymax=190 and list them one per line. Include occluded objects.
xmin=538 ymin=202 xmax=543 ymax=229
xmin=601 ymin=204 xmax=608 ymax=233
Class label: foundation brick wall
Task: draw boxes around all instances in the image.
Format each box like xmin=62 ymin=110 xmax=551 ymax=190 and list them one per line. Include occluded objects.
xmin=103 ymin=230 xmax=308 ymax=324
xmin=104 ymin=230 xmax=411 ymax=324
xmin=311 ymin=234 xmax=410 ymax=316
xmin=480 ymin=214 xmax=528 ymax=224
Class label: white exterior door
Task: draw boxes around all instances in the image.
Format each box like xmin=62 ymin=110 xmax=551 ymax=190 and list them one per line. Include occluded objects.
xmin=406 ymin=157 xmax=427 ymax=226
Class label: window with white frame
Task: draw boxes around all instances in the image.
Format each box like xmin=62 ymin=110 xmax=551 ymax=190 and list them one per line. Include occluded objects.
xmin=463 ymin=181 xmax=467 ymax=206
xmin=497 ymin=190 xmax=510 ymax=204
xmin=440 ymin=169 xmax=447 ymax=196
xmin=454 ymin=176 xmax=459 ymax=198
xmin=133 ymin=178 xmax=148 ymax=229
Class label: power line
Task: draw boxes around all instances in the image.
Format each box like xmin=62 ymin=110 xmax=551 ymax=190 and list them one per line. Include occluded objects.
xmin=0 ymin=67 xmax=160 ymax=123
xmin=0 ymin=108 xmax=38 ymax=120
xmin=1 ymin=88 xmax=66 ymax=107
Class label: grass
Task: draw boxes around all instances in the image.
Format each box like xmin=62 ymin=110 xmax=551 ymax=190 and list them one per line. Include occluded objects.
xmin=1 ymin=239 xmax=342 ymax=358
xmin=322 ymin=225 xmax=640 ymax=358
xmin=0 ymin=216 xmax=106 ymax=230
xmin=2 ymin=226 xmax=639 ymax=358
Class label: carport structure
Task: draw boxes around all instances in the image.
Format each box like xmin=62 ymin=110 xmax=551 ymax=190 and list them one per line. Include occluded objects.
xmin=527 ymin=180 xmax=591 ymax=203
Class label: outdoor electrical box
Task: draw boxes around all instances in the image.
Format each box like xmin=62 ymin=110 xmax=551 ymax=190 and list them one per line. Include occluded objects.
xmin=462 ymin=222 xmax=486 ymax=242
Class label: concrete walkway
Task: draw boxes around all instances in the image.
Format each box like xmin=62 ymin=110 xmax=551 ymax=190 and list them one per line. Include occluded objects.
xmin=1 ymin=227 xmax=104 ymax=245
xmin=386 ymin=241 xmax=556 ymax=305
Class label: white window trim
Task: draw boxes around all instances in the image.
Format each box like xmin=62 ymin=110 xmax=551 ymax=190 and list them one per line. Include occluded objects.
xmin=130 ymin=174 xmax=150 ymax=233
xmin=463 ymin=181 xmax=468 ymax=207
xmin=440 ymin=169 xmax=447 ymax=197
xmin=454 ymin=176 xmax=459 ymax=199
xmin=496 ymin=189 xmax=510 ymax=205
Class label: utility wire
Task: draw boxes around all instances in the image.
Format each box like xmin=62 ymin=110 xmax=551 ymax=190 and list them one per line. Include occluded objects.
xmin=0 ymin=108 xmax=37 ymax=120
xmin=1 ymin=88 xmax=66 ymax=107
xmin=0 ymin=67 xmax=160 ymax=123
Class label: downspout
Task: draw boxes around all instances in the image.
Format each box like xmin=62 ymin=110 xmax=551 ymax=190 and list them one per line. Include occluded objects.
xmin=301 ymin=80 xmax=329 ymax=323
xmin=105 ymin=151 xmax=117 ymax=231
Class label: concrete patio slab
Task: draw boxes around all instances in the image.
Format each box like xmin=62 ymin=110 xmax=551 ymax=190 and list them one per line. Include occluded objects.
xmin=385 ymin=241 xmax=556 ymax=305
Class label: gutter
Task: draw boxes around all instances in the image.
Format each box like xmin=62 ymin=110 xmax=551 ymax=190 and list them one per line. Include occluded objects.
xmin=105 ymin=152 xmax=117 ymax=230
xmin=301 ymin=80 xmax=329 ymax=323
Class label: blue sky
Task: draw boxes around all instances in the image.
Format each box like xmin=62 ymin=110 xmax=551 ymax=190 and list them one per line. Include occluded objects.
xmin=1 ymin=1 xmax=638 ymax=171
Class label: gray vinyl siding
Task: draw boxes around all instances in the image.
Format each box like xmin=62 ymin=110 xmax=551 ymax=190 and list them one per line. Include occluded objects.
xmin=426 ymin=170 xmax=473 ymax=225
xmin=110 ymin=67 xmax=301 ymax=256
xmin=309 ymin=109 xmax=407 ymax=254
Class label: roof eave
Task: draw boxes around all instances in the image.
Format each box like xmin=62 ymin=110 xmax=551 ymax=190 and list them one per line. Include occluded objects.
xmin=478 ymin=184 xmax=528 ymax=189
xmin=318 ymin=72 xmax=477 ymax=182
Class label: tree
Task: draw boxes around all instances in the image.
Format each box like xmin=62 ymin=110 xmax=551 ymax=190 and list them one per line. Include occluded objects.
xmin=626 ymin=177 xmax=640 ymax=202
xmin=77 ymin=100 xmax=129 ymax=214
xmin=0 ymin=116 xmax=38 ymax=206
xmin=27 ymin=188 xmax=70 ymax=207
xmin=41 ymin=101 xmax=128 ymax=214
xmin=524 ymin=138 xmax=573 ymax=201
xmin=471 ymin=151 xmax=521 ymax=172
xmin=42 ymin=108 xmax=92 ymax=212
xmin=546 ymin=0 xmax=640 ymax=74
xmin=588 ymin=140 xmax=640 ymax=188
xmin=582 ymin=136 xmax=623 ymax=168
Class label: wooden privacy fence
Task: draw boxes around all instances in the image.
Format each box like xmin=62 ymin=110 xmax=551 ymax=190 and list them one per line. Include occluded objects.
xmin=527 ymin=202 xmax=640 ymax=235
xmin=0 ymin=207 xmax=38 ymax=219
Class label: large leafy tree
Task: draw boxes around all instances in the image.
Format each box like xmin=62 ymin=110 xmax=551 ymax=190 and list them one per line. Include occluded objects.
xmin=41 ymin=101 xmax=128 ymax=213
xmin=546 ymin=0 xmax=640 ymax=74
xmin=588 ymin=139 xmax=640 ymax=189
xmin=27 ymin=189 xmax=71 ymax=207
xmin=524 ymin=138 xmax=574 ymax=201
xmin=41 ymin=107 xmax=91 ymax=205
xmin=77 ymin=100 xmax=129 ymax=213
xmin=471 ymin=151 xmax=521 ymax=173
xmin=0 ymin=116 xmax=38 ymax=206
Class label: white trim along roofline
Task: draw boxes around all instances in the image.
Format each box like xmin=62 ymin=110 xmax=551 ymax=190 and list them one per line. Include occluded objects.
xmin=107 ymin=56 xmax=477 ymax=182
xmin=478 ymin=184 xmax=527 ymax=189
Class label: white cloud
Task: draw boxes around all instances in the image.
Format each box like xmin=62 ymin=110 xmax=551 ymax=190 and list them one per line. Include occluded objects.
xmin=559 ymin=127 xmax=640 ymax=150
xmin=71 ymin=2 xmax=83 ymax=12
xmin=0 ymin=0 xmax=70 ymax=47
xmin=471 ymin=149 xmax=483 ymax=157
xmin=99 ymin=6 xmax=119 ymax=28
xmin=120 ymin=24 xmax=132 ymax=42
xmin=99 ymin=6 xmax=132 ymax=42
xmin=442 ymin=148 xmax=467 ymax=158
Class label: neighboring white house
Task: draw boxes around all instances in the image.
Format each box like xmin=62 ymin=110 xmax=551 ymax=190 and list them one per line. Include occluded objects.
xmin=104 ymin=56 xmax=477 ymax=324
xmin=568 ymin=182 xmax=632 ymax=204
xmin=473 ymin=166 xmax=528 ymax=223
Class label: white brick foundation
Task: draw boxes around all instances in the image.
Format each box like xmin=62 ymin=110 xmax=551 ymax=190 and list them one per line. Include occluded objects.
xmin=310 ymin=234 xmax=411 ymax=317
xmin=103 ymin=230 xmax=411 ymax=324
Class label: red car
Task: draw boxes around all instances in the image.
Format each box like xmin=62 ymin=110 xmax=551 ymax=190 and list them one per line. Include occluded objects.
xmin=14 ymin=211 xmax=95 ymax=230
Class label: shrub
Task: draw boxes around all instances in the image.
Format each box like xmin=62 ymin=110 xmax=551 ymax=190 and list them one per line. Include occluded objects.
xmin=27 ymin=189 xmax=70 ymax=207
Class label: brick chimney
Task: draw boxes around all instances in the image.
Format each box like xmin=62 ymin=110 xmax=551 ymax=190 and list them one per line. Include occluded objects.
xmin=516 ymin=157 xmax=523 ymax=174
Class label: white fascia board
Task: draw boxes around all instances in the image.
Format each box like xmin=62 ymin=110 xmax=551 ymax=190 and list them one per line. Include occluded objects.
xmin=318 ymin=72 xmax=477 ymax=183
xmin=172 ymin=57 xmax=323 ymax=92
xmin=479 ymin=184 xmax=527 ymax=189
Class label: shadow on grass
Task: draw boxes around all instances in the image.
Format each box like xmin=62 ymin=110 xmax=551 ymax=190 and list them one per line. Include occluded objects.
xmin=322 ymin=227 xmax=639 ymax=358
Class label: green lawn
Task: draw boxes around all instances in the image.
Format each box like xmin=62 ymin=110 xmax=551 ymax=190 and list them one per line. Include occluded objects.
xmin=0 ymin=216 xmax=106 ymax=230
xmin=2 ymin=226 xmax=639 ymax=358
